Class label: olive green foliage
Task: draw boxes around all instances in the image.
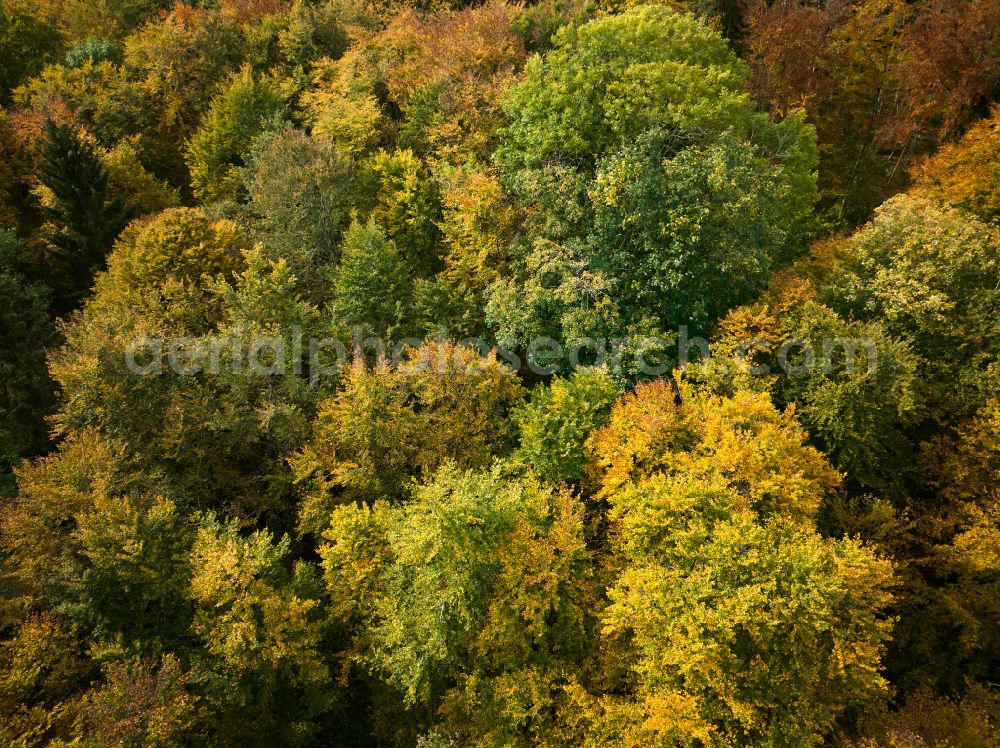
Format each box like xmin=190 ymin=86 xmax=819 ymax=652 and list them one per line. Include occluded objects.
xmin=293 ymin=341 xmax=525 ymax=535
xmin=322 ymin=464 xmax=592 ymax=745
xmin=515 ymin=366 xmax=620 ymax=484
xmin=330 ymin=218 xmax=417 ymax=341
xmin=0 ymin=2 xmax=61 ymax=104
xmin=713 ymin=290 xmax=922 ymax=499
xmin=1 ymin=428 xmax=193 ymax=653
xmin=0 ymin=232 xmax=55 ymax=483
xmin=101 ymin=139 xmax=181 ymax=218
xmin=49 ymin=208 xmax=321 ymax=528
xmin=35 ymin=118 xmax=128 ymax=311
xmin=241 ymin=125 xmax=354 ymax=292
xmin=1 ymin=1 xmax=998 ymax=745
xmin=185 ymin=67 xmax=287 ymax=204
xmin=358 ymin=148 xmax=444 ymax=278
xmin=818 ymin=195 xmax=1000 ymax=422
xmin=0 ymin=613 xmax=93 ymax=744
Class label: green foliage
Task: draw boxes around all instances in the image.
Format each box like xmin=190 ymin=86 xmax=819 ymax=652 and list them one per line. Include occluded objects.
xmin=0 ymin=2 xmax=61 ymax=105
xmin=331 ymin=218 xmax=417 ymax=341
xmin=49 ymin=209 xmax=322 ymax=528
xmin=122 ymin=3 xmax=246 ymax=169
xmin=185 ymin=66 xmax=287 ymax=204
xmin=515 ymin=367 xmax=620 ymax=485
xmin=58 ymin=495 xmax=194 ymax=655
xmin=66 ymin=38 xmax=122 ymax=68
xmin=293 ymin=341 xmax=525 ymax=535
xmin=0 ymin=232 xmax=55 ymax=483
xmin=818 ymin=194 xmax=1000 ymax=423
xmin=484 ymin=232 xmax=680 ymax=378
xmin=0 ymin=613 xmax=93 ymax=745
xmin=322 ymin=464 xmax=593 ymax=745
xmin=53 ymin=0 xmax=174 ymax=40
xmin=713 ymin=288 xmax=922 ymax=499
xmin=1 ymin=430 xmax=138 ymax=623
xmin=241 ymin=126 xmax=354 ymax=293
xmin=1 ymin=428 xmax=193 ymax=655
xmin=712 ymin=188 xmax=1000 ymax=697
xmin=263 ymin=0 xmax=349 ymax=78
xmin=492 ymin=5 xmax=818 ymax=351
xmin=415 ymin=167 xmax=518 ymax=337
xmin=101 ymin=138 xmax=181 ymax=218
xmin=359 ymin=148 xmax=444 ymax=278
xmin=498 ymin=6 xmax=750 ymax=170
xmin=35 ymin=119 xmax=128 ymax=311
xmin=586 ymin=132 xmax=814 ymax=331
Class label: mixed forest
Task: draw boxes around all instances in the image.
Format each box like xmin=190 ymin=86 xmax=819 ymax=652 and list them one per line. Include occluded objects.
xmin=0 ymin=0 xmax=999 ymax=745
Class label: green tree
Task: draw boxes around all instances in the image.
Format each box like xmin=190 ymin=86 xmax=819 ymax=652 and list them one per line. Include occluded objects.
xmin=330 ymin=218 xmax=417 ymax=341
xmin=241 ymin=126 xmax=354 ymax=296
xmin=122 ymin=3 xmax=245 ymax=181
xmin=359 ymin=148 xmax=444 ymax=279
xmin=415 ymin=167 xmax=518 ymax=338
xmin=49 ymin=0 xmax=174 ymax=40
xmin=1 ymin=429 xmax=195 ymax=658
xmin=66 ymin=37 xmax=122 ymax=68
xmin=712 ymin=286 xmax=922 ymax=500
xmin=185 ymin=66 xmax=287 ymax=204
xmin=491 ymin=6 xmax=817 ymax=353
xmin=586 ymin=132 xmax=815 ymax=331
xmin=101 ymin=138 xmax=182 ymax=218
xmin=889 ymin=398 xmax=1000 ymax=693
xmin=0 ymin=232 xmax=56 ymax=488
xmin=818 ymin=194 xmax=1000 ymax=424
xmin=515 ymin=366 xmax=620 ymax=485
xmin=57 ymin=495 xmax=194 ymax=655
xmin=1 ymin=429 xmax=149 ymax=623
xmin=292 ymin=341 xmax=525 ymax=535
xmin=35 ymin=119 xmax=128 ymax=311
xmin=321 ymin=464 xmax=593 ymax=746
xmin=498 ymin=6 xmax=758 ymax=169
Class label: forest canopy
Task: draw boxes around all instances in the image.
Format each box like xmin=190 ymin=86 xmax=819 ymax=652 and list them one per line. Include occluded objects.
xmin=1 ymin=0 xmax=999 ymax=746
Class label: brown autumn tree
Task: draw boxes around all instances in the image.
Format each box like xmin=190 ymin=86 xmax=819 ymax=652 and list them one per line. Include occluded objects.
xmin=745 ymin=0 xmax=1000 ymax=225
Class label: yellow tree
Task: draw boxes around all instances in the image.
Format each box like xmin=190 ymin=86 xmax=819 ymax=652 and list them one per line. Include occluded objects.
xmin=577 ymin=381 xmax=894 ymax=747
xmin=292 ymin=341 xmax=525 ymax=535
